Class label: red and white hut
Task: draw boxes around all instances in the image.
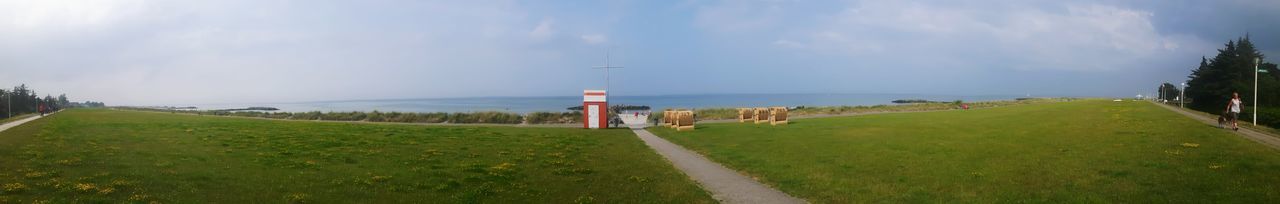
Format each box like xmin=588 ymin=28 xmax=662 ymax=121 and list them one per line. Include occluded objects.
xmin=583 ymin=90 xmax=608 ymax=129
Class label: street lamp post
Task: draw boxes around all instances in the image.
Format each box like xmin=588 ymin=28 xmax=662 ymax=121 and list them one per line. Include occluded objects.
xmin=1181 ymin=82 xmax=1187 ymax=108
xmin=1254 ymin=57 xmax=1262 ymax=126
xmin=1162 ymin=80 xmax=1172 ymax=102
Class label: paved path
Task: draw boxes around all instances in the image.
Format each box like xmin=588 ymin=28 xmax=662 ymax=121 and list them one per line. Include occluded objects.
xmin=620 ymin=114 xmax=805 ymax=204
xmin=1151 ymin=102 xmax=1280 ymax=150
xmin=0 ymin=113 xmax=51 ymax=133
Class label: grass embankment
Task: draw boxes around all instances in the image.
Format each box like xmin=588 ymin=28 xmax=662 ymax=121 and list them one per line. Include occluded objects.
xmin=651 ymin=100 xmax=1280 ymax=203
xmin=654 ymin=98 xmax=1072 ymax=121
xmin=0 ymin=109 xmax=712 ymax=203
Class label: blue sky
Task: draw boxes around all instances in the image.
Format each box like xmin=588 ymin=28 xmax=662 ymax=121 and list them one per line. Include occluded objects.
xmin=1 ymin=0 xmax=1278 ymax=105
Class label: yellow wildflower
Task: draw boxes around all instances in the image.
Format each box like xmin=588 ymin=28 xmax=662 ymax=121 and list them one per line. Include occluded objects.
xmin=24 ymin=172 xmax=46 ymax=178
xmin=491 ymin=162 xmax=517 ymax=171
xmin=129 ymin=194 xmax=151 ymax=201
xmin=370 ymin=175 xmax=391 ymax=183
xmin=98 ymin=187 xmax=115 ymax=195
xmin=2 ymin=183 xmax=26 ymax=192
xmin=285 ymin=192 xmax=310 ymax=203
xmin=74 ymin=183 xmax=96 ymax=192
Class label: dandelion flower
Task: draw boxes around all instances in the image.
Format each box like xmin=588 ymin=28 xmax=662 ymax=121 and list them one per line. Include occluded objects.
xmin=2 ymin=183 xmax=26 ymax=192
xmin=74 ymin=183 xmax=96 ymax=192
xmin=129 ymin=194 xmax=150 ymax=201
xmin=24 ymin=172 xmax=46 ymax=178
xmin=285 ymin=192 xmax=310 ymax=203
xmin=98 ymin=187 xmax=115 ymax=195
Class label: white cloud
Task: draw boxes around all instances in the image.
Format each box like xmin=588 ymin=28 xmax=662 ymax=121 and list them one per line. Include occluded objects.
xmin=772 ymin=39 xmax=804 ymax=48
xmin=581 ymin=34 xmax=608 ymax=44
xmin=529 ymin=18 xmax=555 ymax=42
xmin=0 ymin=0 xmax=606 ymax=105
xmin=767 ymin=1 xmax=1212 ymax=71
xmin=0 ymin=0 xmax=148 ymax=30
xmin=693 ymin=0 xmax=785 ymax=33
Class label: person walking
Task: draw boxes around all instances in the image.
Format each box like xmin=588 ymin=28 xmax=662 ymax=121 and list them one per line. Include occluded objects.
xmin=38 ymin=103 xmax=46 ymax=117
xmin=1227 ymin=92 xmax=1243 ymax=131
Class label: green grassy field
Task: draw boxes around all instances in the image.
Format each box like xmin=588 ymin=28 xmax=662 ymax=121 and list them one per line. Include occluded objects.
xmin=651 ymin=100 xmax=1280 ymax=203
xmin=0 ymin=109 xmax=713 ymax=203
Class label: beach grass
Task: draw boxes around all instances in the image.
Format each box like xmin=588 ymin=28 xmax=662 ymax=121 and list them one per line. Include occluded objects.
xmin=0 ymin=109 xmax=713 ymax=203
xmin=652 ymin=98 xmax=1072 ymax=121
xmin=650 ymin=100 xmax=1280 ymax=203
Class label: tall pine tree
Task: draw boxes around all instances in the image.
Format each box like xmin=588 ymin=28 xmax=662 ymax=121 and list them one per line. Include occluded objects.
xmin=1186 ymin=35 xmax=1275 ymax=114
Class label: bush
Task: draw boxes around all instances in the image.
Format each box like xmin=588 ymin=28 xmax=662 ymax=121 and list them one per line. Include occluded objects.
xmin=1254 ymin=107 xmax=1280 ymax=128
xmin=321 ymin=111 xmax=366 ymax=121
xmin=448 ymin=112 xmax=523 ymax=124
xmin=366 ymin=111 xmax=385 ymax=122
xmin=293 ymin=111 xmax=323 ymax=120
xmin=264 ymin=112 xmax=292 ymax=119
xmin=526 ymin=111 xmax=583 ymax=124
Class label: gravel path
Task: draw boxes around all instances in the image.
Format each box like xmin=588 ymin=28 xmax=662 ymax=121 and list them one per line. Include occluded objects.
xmin=620 ymin=114 xmax=805 ymax=204
xmin=0 ymin=112 xmax=51 ymax=133
xmin=1151 ymin=101 xmax=1280 ymax=150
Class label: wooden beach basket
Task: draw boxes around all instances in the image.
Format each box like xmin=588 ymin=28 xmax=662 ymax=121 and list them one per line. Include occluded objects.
xmin=670 ymin=110 xmax=680 ymax=128
xmin=663 ymin=110 xmax=674 ymax=127
xmin=738 ymin=108 xmax=754 ymax=123
xmin=676 ymin=111 xmax=695 ymax=131
xmin=770 ymin=107 xmax=789 ymax=125
xmin=753 ymin=108 xmax=770 ymax=124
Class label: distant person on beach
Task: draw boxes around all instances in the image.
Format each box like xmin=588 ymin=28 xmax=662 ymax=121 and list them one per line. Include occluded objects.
xmin=1227 ymin=92 xmax=1242 ymax=131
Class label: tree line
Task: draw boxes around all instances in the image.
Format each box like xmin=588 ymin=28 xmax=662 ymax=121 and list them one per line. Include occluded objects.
xmin=1184 ymin=35 xmax=1280 ymax=126
xmin=0 ymin=84 xmax=104 ymax=119
xmin=1157 ymin=82 xmax=1182 ymax=102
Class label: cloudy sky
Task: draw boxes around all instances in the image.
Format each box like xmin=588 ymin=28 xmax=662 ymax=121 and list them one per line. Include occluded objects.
xmin=2 ymin=0 xmax=1278 ymax=105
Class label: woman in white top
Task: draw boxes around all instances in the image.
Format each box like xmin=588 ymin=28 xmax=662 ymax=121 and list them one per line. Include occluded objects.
xmin=1227 ymin=92 xmax=1243 ymax=131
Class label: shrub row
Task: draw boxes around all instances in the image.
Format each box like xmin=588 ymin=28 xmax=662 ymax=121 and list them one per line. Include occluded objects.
xmin=526 ymin=112 xmax=584 ymax=124
xmin=115 ymin=107 xmax=585 ymax=124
